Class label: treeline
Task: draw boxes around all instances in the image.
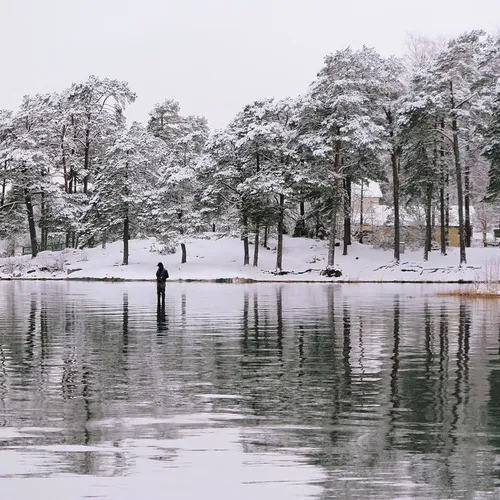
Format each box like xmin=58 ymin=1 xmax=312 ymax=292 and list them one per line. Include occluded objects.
xmin=1 ymin=31 xmax=500 ymax=269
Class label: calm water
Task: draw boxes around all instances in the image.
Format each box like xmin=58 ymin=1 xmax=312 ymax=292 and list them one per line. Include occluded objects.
xmin=1 ymin=281 xmax=500 ymax=499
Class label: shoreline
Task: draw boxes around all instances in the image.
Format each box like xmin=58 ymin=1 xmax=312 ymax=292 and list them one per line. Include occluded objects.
xmin=0 ymin=276 xmax=477 ymax=284
xmin=1 ymin=235 xmax=497 ymax=286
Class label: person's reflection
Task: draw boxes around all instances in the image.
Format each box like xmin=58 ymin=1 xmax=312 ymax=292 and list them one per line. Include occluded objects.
xmin=157 ymin=301 xmax=168 ymax=334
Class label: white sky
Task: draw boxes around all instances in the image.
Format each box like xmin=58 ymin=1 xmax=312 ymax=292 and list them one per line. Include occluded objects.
xmin=1 ymin=0 xmax=499 ymax=129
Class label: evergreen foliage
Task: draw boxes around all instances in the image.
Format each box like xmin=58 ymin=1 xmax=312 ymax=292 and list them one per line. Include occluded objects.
xmin=1 ymin=31 xmax=500 ymax=266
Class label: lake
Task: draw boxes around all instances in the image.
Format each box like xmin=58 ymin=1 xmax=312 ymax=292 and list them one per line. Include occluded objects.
xmin=0 ymin=281 xmax=499 ymax=499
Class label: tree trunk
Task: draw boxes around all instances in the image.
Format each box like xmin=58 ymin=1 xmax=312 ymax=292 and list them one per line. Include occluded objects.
xmin=83 ymin=127 xmax=90 ymax=194
xmin=276 ymin=194 xmax=285 ymax=272
xmin=445 ymin=191 xmax=450 ymax=248
xmin=253 ymin=152 xmax=261 ymax=266
xmin=424 ymin=186 xmax=432 ymax=261
xmin=300 ymin=200 xmax=305 ymax=231
xmin=40 ymin=191 xmax=47 ymax=252
xmin=24 ymin=189 xmax=38 ymax=258
xmin=424 ymin=130 xmax=437 ymax=260
xmin=343 ymin=176 xmax=351 ymax=255
xmin=122 ymin=213 xmax=129 ymax=265
xmin=328 ymin=138 xmax=342 ymax=266
xmin=68 ymin=117 xmax=75 ymax=195
xmin=392 ymin=148 xmax=400 ymax=262
xmin=439 ymin=121 xmax=447 ymax=256
xmin=242 ymin=210 xmax=249 ymax=265
xmin=122 ymin=159 xmax=129 ymax=265
xmin=0 ymin=177 xmax=5 ymax=207
xmin=253 ymin=225 xmax=259 ymax=267
xmin=450 ymin=82 xmax=466 ymax=264
xmin=328 ymin=203 xmax=338 ymax=266
xmin=439 ymin=119 xmax=450 ymax=255
xmin=181 ymin=242 xmax=187 ymax=263
xmin=439 ymin=186 xmax=447 ymax=255
xmin=387 ymin=110 xmax=400 ymax=262
xmin=61 ymin=124 xmax=68 ymax=193
xmin=359 ymin=180 xmax=364 ymax=244
xmin=262 ymin=225 xmax=268 ymax=248
xmin=464 ymin=144 xmax=471 ymax=247
xmin=1 ymin=160 xmax=7 ymax=207
xmin=294 ymin=200 xmax=306 ymax=237
xmin=481 ymin=211 xmax=487 ymax=247
xmin=41 ymin=229 xmax=48 ymax=252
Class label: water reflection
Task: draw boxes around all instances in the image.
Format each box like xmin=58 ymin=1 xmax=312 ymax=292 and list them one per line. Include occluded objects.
xmin=0 ymin=282 xmax=500 ymax=499
xmin=156 ymin=301 xmax=167 ymax=335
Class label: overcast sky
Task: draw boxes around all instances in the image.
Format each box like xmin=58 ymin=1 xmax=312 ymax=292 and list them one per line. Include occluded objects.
xmin=1 ymin=0 xmax=499 ymax=129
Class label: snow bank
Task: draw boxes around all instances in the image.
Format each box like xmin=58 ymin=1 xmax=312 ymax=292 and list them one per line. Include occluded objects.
xmin=0 ymin=234 xmax=498 ymax=283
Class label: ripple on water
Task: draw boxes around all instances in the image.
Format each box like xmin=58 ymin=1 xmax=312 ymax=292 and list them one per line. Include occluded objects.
xmin=1 ymin=281 xmax=500 ymax=499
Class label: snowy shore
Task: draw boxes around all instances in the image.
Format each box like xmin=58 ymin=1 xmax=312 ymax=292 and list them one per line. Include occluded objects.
xmin=0 ymin=234 xmax=499 ymax=283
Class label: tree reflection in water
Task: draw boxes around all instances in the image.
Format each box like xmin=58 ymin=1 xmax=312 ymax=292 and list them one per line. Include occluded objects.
xmin=0 ymin=282 xmax=499 ymax=498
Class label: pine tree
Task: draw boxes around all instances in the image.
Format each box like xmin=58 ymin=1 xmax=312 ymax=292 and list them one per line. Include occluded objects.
xmin=485 ymin=90 xmax=500 ymax=198
xmin=421 ymin=31 xmax=490 ymax=264
xmin=88 ymin=123 xmax=166 ymax=265
xmin=66 ymin=76 xmax=136 ymax=194
xmin=148 ymin=100 xmax=209 ymax=261
xmin=304 ymin=47 xmax=387 ymax=265
xmin=2 ymin=95 xmax=59 ymax=257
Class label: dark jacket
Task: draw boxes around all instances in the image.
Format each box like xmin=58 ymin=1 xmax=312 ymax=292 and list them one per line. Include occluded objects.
xmin=156 ymin=265 xmax=169 ymax=282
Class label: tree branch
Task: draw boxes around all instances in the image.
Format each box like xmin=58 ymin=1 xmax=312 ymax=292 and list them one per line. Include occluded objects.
xmin=455 ymin=92 xmax=477 ymax=110
xmin=0 ymin=200 xmax=20 ymax=212
xmin=433 ymin=128 xmax=453 ymax=144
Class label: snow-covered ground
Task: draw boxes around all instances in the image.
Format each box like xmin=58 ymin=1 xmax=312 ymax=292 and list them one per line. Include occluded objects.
xmin=0 ymin=233 xmax=499 ymax=283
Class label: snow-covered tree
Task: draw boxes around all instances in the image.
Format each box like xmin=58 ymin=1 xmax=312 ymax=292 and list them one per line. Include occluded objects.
xmin=231 ymin=98 xmax=298 ymax=270
xmin=0 ymin=110 xmax=13 ymax=211
xmin=0 ymin=95 xmax=64 ymax=257
xmin=201 ymin=98 xmax=298 ymax=270
xmin=201 ymin=124 xmax=254 ymax=264
xmin=304 ymin=46 xmax=387 ymax=265
xmin=66 ymin=76 xmax=136 ymax=194
xmin=485 ymin=81 xmax=500 ymax=199
xmin=148 ymin=100 xmax=209 ymax=262
xmin=87 ymin=123 xmax=166 ymax=265
xmin=420 ymin=31 xmax=491 ymax=264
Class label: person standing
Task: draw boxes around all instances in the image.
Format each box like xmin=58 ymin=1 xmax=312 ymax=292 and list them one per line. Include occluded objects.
xmin=156 ymin=262 xmax=169 ymax=305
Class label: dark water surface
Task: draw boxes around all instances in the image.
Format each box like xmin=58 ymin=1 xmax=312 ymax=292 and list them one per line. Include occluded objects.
xmin=1 ymin=281 xmax=500 ymax=499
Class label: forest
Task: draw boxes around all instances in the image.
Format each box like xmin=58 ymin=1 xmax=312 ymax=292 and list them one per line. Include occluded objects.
xmin=1 ymin=30 xmax=500 ymax=270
